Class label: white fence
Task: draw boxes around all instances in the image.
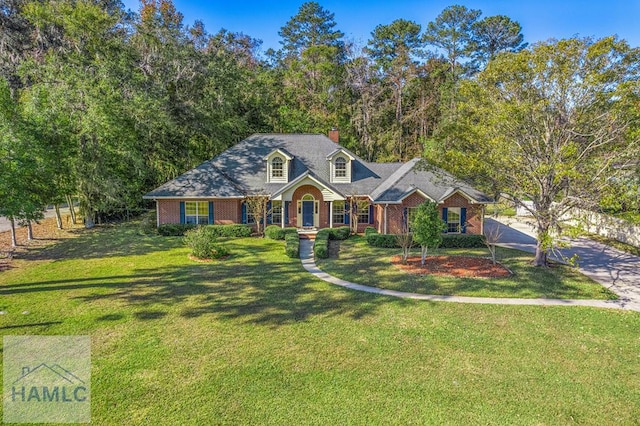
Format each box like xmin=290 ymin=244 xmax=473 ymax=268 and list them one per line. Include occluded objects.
xmin=568 ymin=209 xmax=640 ymax=248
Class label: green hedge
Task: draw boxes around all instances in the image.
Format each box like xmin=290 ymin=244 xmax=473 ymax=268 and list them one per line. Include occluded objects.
xmin=364 ymin=226 xmax=378 ymax=237
xmin=158 ymin=224 xmax=252 ymax=238
xmin=327 ymin=226 xmax=351 ymax=240
xmin=366 ymin=232 xmax=486 ymax=248
xmin=265 ymin=225 xmax=297 ymax=240
xmin=314 ymin=229 xmax=330 ymax=259
xmin=158 ymin=223 xmax=196 ymax=236
xmin=366 ymin=233 xmax=400 ymax=248
xmin=284 ymin=231 xmax=300 ymax=258
xmin=441 ymin=234 xmax=486 ymax=248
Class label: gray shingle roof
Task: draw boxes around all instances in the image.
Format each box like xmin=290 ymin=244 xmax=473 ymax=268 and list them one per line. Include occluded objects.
xmin=143 ymin=133 xmax=491 ymax=203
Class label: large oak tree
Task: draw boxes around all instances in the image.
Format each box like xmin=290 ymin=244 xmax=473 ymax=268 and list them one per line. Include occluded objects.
xmin=427 ymin=37 xmax=640 ymax=266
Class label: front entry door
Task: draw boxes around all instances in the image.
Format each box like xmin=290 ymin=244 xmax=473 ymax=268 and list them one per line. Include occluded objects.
xmin=302 ymin=201 xmax=314 ymax=227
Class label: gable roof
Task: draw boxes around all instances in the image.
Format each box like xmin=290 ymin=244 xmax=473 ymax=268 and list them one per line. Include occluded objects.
xmin=144 ymin=133 xmax=492 ymax=204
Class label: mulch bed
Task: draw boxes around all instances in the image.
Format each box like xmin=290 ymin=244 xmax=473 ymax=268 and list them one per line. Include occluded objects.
xmin=391 ymin=255 xmax=511 ymax=278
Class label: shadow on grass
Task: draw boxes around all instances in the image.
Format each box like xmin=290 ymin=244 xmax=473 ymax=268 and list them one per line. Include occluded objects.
xmin=20 ymin=224 xmax=184 ymax=262
xmin=319 ymin=240 xmax=616 ymax=300
xmin=3 ymin=248 xmax=415 ymax=327
xmin=0 ymin=321 xmax=62 ymax=329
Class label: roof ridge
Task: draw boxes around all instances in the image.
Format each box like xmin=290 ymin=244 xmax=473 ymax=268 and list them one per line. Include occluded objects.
xmin=370 ymin=158 xmax=420 ymax=200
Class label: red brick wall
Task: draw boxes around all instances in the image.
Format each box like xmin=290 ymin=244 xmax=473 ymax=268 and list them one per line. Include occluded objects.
xmin=214 ymin=199 xmax=241 ymax=224
xmin=157 ymin=199 xmax=242 ymax=225
xmin=158 ymin=200 xmax=181 ymax=225
xmin=381 ymin=192 xmax=484 ymax=235
xmin=440 ymin=193 xmax=483 ymax=235
xmin=384 ymin=192 xmax=427 ymax=234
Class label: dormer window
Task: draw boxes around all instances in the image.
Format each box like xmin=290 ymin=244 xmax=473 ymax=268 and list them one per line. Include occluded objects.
xmin=327 ymin=147 xmax=354 ymax=183
xmin=335 ymin=157 xmax=346 ymax=178
xmin=271 ymin=157 xmax=283 ymax=179
xmin=264 ymin=149 xmax=292 ymax=183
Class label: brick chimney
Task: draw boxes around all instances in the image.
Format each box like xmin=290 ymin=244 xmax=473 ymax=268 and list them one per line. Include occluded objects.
xmin=328 ymin=128 xmax=339 ymax=143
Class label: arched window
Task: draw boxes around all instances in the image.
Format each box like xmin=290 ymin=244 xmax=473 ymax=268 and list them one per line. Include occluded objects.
xmin=271 ymin=157 xmax=283 ymax=178
xmin=335 ymin=157 xmax=347 ymax=178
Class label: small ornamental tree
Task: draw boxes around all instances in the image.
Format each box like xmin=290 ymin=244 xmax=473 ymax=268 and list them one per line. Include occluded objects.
xmin=244 ymin=195 xmax=269 ymax=236
xmin=411 ymin=201 xmax=446 ymax=265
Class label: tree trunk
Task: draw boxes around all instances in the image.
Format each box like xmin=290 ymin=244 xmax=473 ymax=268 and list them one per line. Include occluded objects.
xmin=26 ymin=221 xmax=33 ymax=240
xmin=54 ymin=204 xmax=62 ymax=229
xmin=9 ymin=217 xmax=17 ymax=247
xmin=421 ymin=245 xmax=428 ymax=266
xmin=66 ymin=194 xmax=77 ymax=224
xmin=533 ymin=243 xmax=548 ymax=267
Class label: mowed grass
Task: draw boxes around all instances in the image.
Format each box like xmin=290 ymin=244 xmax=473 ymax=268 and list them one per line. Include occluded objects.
xmin=0 ymin=224 xmax=638 ymax=424
xmin=317 ymin=236 xmax=617 ymax=300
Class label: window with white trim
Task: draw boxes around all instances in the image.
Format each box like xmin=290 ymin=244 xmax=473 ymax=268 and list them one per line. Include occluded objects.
xmin=332 ymin=201 xmax=345 ymax=224
xmin=447 ymin=207 xmax=461 ymax=233
xmin=334 ymin=157 xmax=347 ymax=178
xmin=271 ymin=201 xmax=282 ymax=224
xmin=271 ymin=157 xmax=283 ymax=179
xmin=357 ymin=205 xmax=370 ymax=224
xmin=185 ymin=201 xmax=209 ymax=225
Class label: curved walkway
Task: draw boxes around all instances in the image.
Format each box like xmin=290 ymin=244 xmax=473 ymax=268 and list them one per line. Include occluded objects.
xmin=299 ymin=239 xmax=640 ymax=312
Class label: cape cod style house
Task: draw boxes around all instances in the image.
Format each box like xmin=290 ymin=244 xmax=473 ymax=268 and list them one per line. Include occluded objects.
xmin=144 ymin=132 xmax=492 ymax=235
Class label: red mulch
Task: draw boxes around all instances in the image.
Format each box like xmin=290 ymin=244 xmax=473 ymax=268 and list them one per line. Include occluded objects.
xmin=391 ymin=255 xmax=511 ymax=278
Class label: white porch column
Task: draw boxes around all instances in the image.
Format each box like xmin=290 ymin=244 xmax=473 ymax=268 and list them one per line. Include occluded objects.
xmin=329 ymin=201 xmax=333 ymax=228
xmin=383 ymin=204 xmax=388 ymax=234
xmin=281 ymin=201 xmax=286 ymax=229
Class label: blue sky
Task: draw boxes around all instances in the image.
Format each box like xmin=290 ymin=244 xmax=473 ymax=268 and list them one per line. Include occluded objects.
xmin=121 ymin=0 xmax=640 ymax=54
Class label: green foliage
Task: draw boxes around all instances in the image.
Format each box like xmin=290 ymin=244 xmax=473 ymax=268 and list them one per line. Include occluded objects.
xmin=158 ymin=224 xmax=197 ymax=236
xmin=183 ymin=227 xmax=230 ymax=259
xmin=364 ymin=226 xmax=378 ymax=236
xmin=205 ymin=224 xmax=253 ymax=238
xmin=327 ymin=226 xmax=351 ymax=240
xmin=411 ymin=201 xmax=446 ymax=251
xmin=314 ymin=229 xmax=330 ymax=258
xmin=158 ymin=224 xmax=252 ymax=238
xmin=284 ymin=231 xmax=300 ymax=258
xmin=366 ymin=233 xmax=400 ymax=248
xmin=440 ymin=234 xmax=486 ymax=248
xmin=265 ymin=225 xmax=298 ymax=240
xmin=428 ymin=37 xmax=640 ymax=266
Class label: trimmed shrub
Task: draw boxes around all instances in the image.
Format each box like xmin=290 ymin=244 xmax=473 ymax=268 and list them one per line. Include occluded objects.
xmin=364 ymin=226 xmax=378 ymax=237
xmin=160 ymin=224 xmax=252 ymax=238
xmin=366 ymin=232 xmax=486 ymax=249
xmin=204 ymin=224 xmax=252 ymax=238
xmin=328 ymin=226 xmax=351 ymax=240
xmin=366 ymin=233 xmax=400 ymax=248
xmin=440 ymin=234 xmax=486 ymax=248
xmin=265 ymin=225 xmax=297 ymax=240
xmin=183 ymin=227 xmax=230 ymax=259
xmin=158 ymin=223 xmax=196 ymax=236
xmin=314 ymin=229 xmax=330 ymax=259
xmin=284 ymin=231 xmax=300 ymax=258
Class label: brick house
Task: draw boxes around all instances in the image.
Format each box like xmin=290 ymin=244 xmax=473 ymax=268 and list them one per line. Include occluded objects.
xmin=143 ymin=133 xmax=492 ymax=235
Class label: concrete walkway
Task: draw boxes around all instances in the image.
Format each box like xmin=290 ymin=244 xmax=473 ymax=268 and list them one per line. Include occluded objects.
xmin=299 ymin=233 xmax=640 ymax=312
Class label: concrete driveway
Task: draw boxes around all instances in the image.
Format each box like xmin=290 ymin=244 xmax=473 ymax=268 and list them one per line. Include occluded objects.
xmin=485 ymin=217 xmax=640 ymax=310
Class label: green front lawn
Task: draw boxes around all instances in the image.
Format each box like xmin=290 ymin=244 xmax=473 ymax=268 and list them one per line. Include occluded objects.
xmin=1 ymin=224 xmax=638 ymax=424
xmin=317 ymin=236 xmax=617 ymax=300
